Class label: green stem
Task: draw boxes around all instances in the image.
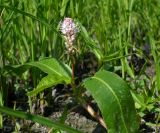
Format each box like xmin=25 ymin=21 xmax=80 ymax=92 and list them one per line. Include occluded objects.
xmin=71 ymin=55 xmax=76 ymax=96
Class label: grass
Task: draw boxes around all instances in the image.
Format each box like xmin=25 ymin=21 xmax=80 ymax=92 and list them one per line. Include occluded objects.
xmin=0 ymin=0 xmax=160 ymax=132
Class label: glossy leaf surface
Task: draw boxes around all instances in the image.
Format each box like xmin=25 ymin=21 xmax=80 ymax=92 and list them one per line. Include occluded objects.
xmin=4 ymin=58 xmax=72 ymax=96
xmin=27 ymin=74 xmax=70 ymax=96
xmin=26 ymin=58 xmax=72 ymax=96
xmin=83 ymin=70 xmax=139 ymax=133
xmin=26 ymin=58 xmax=71 ymax=78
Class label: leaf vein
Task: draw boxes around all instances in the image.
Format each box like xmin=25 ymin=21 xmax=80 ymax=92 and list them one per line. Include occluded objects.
xmin=93 ymin=76 xmax=128 ymax=132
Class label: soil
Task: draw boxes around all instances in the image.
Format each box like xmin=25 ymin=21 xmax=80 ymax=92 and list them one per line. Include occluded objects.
xmin=1 ymin=52 xmax=159 ymax=133
xmin=1 ymin=79 xmax=159 ymax=133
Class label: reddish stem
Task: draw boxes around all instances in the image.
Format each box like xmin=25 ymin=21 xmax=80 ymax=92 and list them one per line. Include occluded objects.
xmin=71 ymin=56 xmax=75 ymax=85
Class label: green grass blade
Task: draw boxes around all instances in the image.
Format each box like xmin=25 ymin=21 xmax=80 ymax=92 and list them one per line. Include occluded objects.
xmin=0 ymin=106 xmax=82 ymax=133
xmin=0 ymin=5 xmax=60 ymax=35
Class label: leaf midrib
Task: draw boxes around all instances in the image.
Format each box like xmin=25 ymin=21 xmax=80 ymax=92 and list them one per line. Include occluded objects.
xmin=28 ymin=62 xmax=62 ymax=76
xmin=93 ymin=76 xmax=128 ymax=133
xmin=27 ymin=78 xmax=64 ymax=96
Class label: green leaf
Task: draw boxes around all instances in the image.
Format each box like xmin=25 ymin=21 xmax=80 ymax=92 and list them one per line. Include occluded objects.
xmin=0 ymin=5 xmax=59 ymax=35
xmin=60 ymin=0 xmax=69 ymax=17
xmin=0 ymin=114 xmax=2 ymax=128
xmin=4 ymin=58 xmax=71 ymax=78
xmin=27 ymin=74 xmax=70 ymax=96
xmin=3 ymin=65 xmax=30 ymax=76
xmin=25 ymin=58 xmax=71 ymax=96
xmin=83 ymin=70 xmax=139 ymax=133
xmin=79 ymin=23 xmax=103 ymax=60
xmin=4 ymin=58 xmax=72 ymax=96
xmin=131 ymin=91 xmax=147 ymax=109
xmin=26 ymin=58 xmax=71 ymax=78
xmin=0 ymin=106 xmax=82 ymax=133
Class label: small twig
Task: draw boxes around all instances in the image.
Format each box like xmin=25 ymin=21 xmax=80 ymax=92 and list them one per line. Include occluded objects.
xmin=83 ymin=104 xmax=107 ymax=129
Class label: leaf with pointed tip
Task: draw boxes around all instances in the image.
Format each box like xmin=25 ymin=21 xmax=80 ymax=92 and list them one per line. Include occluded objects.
xmin=27 ymin=74 xmax=70 ymax=96
xmin=79 ymin=23 xmax=103 ymax=60
xmin=83 ymin=70 xmax=139 ymax=133
xmin=4 ymin=58 xmax=71 ymax=78
xmin=25 ymin=58 xmax=71 ymax=96
xmin=26 ymin=58 xmax=71 ymax=78
xmin=4 ymin=58 xmax=72 ymax=96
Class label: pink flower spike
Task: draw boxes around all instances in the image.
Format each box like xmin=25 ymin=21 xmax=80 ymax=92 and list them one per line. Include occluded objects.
xmin=60 ymin=17 xmax=79 ymax=54
xmin=60 ymin=17 xmax=78 ymax=39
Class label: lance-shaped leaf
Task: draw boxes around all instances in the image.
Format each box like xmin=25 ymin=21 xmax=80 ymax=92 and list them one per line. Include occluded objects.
xmin=4 ymin=58 xmax=71 ymax=78
xmin=83 ymin=70 xmax=139 ymax=133
xmin=27 ymin=74 xmax=70 ymax=96
xmin=26 ymin=58 xmax=71 ymax=78
xmin=4 ymin=58 xmax=72 ymax=96
xmin=25 ymin=58 xmax=72 ymax=96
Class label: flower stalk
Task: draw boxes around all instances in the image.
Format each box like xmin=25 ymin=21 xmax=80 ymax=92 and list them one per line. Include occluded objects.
xmin=60 ymin=17 xmax=78 ymax=93
xmin=60 ymin=17 xmax=107 ymax=129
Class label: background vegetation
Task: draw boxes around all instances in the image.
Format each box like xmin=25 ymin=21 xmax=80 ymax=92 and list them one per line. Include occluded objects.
xmin=0 ymin=0 xmax=160 ymax=132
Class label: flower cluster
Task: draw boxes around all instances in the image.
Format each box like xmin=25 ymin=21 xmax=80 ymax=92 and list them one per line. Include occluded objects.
xmin=60 ymin=17 xmax=78 ymax=53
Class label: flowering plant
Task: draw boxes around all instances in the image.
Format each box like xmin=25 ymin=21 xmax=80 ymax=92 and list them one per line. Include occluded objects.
xmin=1 ymin=17 xmax=139 ymax=133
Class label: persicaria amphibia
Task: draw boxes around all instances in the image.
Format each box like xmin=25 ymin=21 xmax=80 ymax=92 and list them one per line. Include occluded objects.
xmin=60 ymin=17 xmax=78 ymax=53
